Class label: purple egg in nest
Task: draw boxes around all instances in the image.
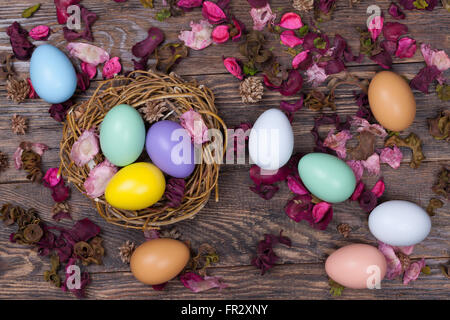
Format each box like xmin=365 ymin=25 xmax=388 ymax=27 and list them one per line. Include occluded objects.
xmin=145 ymin=120 xmax=195 ymax=178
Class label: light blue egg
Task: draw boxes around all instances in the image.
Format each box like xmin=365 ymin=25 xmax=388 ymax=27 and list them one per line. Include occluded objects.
xmin=30 ymin=44 xmax=77 ymax=104
xmin=100 ymin=104 xmax=146 ymax=167
xmin=298 ymin=153 xmax=356 ymax=203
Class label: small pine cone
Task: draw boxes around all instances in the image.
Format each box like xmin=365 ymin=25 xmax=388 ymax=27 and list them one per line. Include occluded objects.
xmin=0 ymin=151 xmax=8 ymax=173
xmin=139 ymin=101 xmax=168 ymax=124
xmin=397 ymin=252 xmax=411 ymax=272
xmin=11 ymin=114 xmax=27 ymax=135
xmin=292 ymin=0 xmax=314 ymax=12
xmin=337 ymin=223 xmax=351 ymax=238
xmin=239 ymin=76 xmax=263 ymax=104
xmin=6 ymin=77 xmax=30 ymax=103
xmin=119 ymin=240 xmax=136 ymax=264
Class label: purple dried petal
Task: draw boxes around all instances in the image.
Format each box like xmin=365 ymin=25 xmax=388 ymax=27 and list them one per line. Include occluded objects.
xmin=388 ymin=2 xmax=406 ymax=19
xmin=164 ymin=178 xmax=186 ymax=208
xmin=410 ymin=65 xmax=441 ymax=93
xmin=370 ymin=50 xmax=392 ymax=69
xmin=6 ymin=22 xmax=35 ymax=61
xmin=383 ymin=22 xmax=408 ymax=41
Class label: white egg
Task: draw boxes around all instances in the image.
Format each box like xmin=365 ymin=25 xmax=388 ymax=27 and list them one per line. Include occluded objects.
xmin=368 ymin=200 xmax=431 ymax=246
xmin=249 ymin=108 xmax=294 ymax=170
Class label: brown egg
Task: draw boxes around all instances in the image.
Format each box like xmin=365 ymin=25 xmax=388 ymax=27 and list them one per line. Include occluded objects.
xmin=325 ymin=244 xmax=387 ymax=289
xmin=368 ymin=71 xmax=416 ymax=131
xmin=130 ymin=238 xmax=190 ymax=285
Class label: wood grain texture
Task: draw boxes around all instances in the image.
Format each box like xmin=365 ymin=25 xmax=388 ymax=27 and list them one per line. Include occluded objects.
xmin=0 ymin=0 xmax=449 ymax=299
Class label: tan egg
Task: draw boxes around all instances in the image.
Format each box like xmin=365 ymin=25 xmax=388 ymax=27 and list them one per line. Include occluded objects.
xmin=368 ymin=71 xmax=416 ymax=131
xmin=325 ymin=244 xmax=387 ymax=289
xmin=130 ymin=238 xmax=190 ymax=285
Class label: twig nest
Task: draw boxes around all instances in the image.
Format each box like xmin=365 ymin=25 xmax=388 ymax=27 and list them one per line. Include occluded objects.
xmin=60 ymin=70 xmax=227 ymax=230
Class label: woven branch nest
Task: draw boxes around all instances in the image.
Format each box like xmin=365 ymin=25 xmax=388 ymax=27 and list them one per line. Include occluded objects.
xmin=59 ymin=70 xmax=227 ymax=230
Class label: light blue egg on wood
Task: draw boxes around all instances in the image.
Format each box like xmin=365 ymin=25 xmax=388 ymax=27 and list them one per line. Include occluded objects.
xmin=100 ymin=104 xmax=146 ymax=167
xmin=298 ymin=153 xmax=356 ymax=203
xmin=30 ymin=44 xmax=77 ymax=104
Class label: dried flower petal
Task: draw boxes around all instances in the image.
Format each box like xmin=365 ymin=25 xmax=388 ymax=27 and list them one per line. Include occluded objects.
xmin=251 ymin=231 xmax=291 ymax=275
xmin=281 ymin=30 xmax=304 ymax=48
xmin=361 ymin=153 xmax=380 ymax=176
xmin=388 ymin=2 xmax=406 ymax=19
xmin=29 ymin=25 xmax=50 ymax=41
xmin=368 ymin=15 xmax=383 ymax=41
xmin=279 ymin=97 xmax=303 ymax=120
xmin=427 ymin=110 xmax=450 ymax=141
xmin=43 ymin=168 xmax=61 ymax=188
xmin=379 ymin=146 xmax=403 ymax=169
xmin=279 ymin=69 xmax=303 ymax=96
xmin=250 ymin=3 xmax=276 ymax=31
xmin=62 ymin=6 xmax=97 ymax=42
xmin=212 ymin=25 xmax=229 ymax=44
xmin=49 ymin=100 xmax=73 ymax=122
xmin=311 ymin=202 xmax=333 ymax=228
xmin=305 ymin=63 xmax=327 ymax=87
xmin=371 ymin=179 xmax=385 ymax=197
xmin=55 ymin=0 xmax=80 ymax=24
xmin=81 ymin=62 xmax=97 ymax=79
xmin=84 ymin=160 xmax=117 ymax=198
xmin=180 ymin=272 xmax=227 ymax=292
xmin=370 ymin=50 xmax=393 ymax=69
xmin=67 ymin=42 xmax=109 ymax=66
xmin=279 ymin=12 xmax=303 ymax=29
xmin=6 ymin=22 xmax=35 ymax=61
xmin=70 ymin=128 xmax=99 ymax=167
xmin=420 ymin=43 xmax=450 ymax=72
xmin=179 ymin=20 xmax=213 ymax=50
xmin=180 ymin=109 xmax=209 ymax=144
xmin=292 ymin=50 xmax=309 ymax=69
xmin=164 ymin=178 xmax=186 ymax=208
xmin=102 ymin=57 xmax=121 ymax=79
xmin=323 ymin=130 xmax=352 ymax=159
xmin=410 ymin=65 xmax=441 ymax=94
xmin=395 ymin=37 xmax=416 ymax=58
xmin=286 ymin=174 xmax=309 ymax=195
xmin=385 ymin=133 xmax=425 ymax=169
xmin=223 ymin=57 xmax=244 ymax=80
xmin=378 ymin=241 xmax=403 ymax=279
xmin=383 ymin=22 xmax=408 ymax=41
xmin=202 ymin=1 xmax=227 ymax=24
xmin=403 ymin=258 xmax=425 ymax=284
xmin=177 ymin=0 xmax=203 ymax=8
xmin=350 ymin=180 xmax=365 ymax=200
xmin=349 ymin=131 xmax=376 ymax=161
xmin=284 ymin=194 xmax=313 ymax=222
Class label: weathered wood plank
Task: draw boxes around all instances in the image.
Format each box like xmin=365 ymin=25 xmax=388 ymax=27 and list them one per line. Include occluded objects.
xmin=0 ymin=259 xmax=448 ymax=299
xmin=0 ymin=0 xmax=449 ymax=77
xmin=0 ymin=159 xmax=448 ymax=280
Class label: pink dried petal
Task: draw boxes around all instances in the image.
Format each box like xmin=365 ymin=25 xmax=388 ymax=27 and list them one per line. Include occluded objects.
xmin=403 ymin=258 xmax=425 ymax=285
xmin=379 ymin=145 xmax=403 ymax=169
xmin=223 ymin=57 xmax=244 ymax=80
xmin=378 ymin=241 xmax=403 ymax=280
xmin=368 ymin=15 xmax=384 ymax=41
xmin=280 ymin=30 xmax=303 ymax=48
xmin=279 ymin=12 xmax=303 ymax=30
xmin=66 ymin=42 xmax=110 ymax=66
xmin=55 ymin=0 xmax=81 ymax=24
xmin=396 ymin=245 xmax=414 ymax=255
xmin=346 ymin=160 xmax=364 ymax=182
xmin=51 ymin=179 xmax=70 ymax=203
xmin=102 ymin=57 xmax=121 ymax=79
xmin=312 ymin=202 xmax=331 ymax=223
xmin=292 ymin=50 xmax=309 ymax=69
xmin=249 ymin=164 xmax=290 ymax=185
xmin=323 ymin=129 xmax=352 ymax=159
xmin=27 ymin=78 xmax=38 ymax=99
xmin=202 ymin=1 xmax=227 ymax=24
xmin=13 ymin=147 xmax=23 ymax=170
xmin=211 ymin=25 xmax=230 ymax=44
xmin=350 ymin=181 xmax=365 ymax=201
xmin=361 ymin=153 xmax=380 ymax=176
xmin=43 ymin=168 xmax=62 ymax=188
xmin=179 ymin=20 xmax=213 ymax=50
xmin=180 ymin=110 xmax=209 ymax=144
xmin=350 ymin=116 xmax=387 ymax=137
xmin=371 ymin=179 xmax=385 ymax=198
xmin=250 ymin=3 xmax=276 ymax=31
xmin=286 ymin=175 xmax=309 ymax=195
xmin=131 ymin=27 xmax=164 ymax=58
xmin=144 ymin=230 xmax=160 ymax=240
xmin=284 ymin=194 xmax=313 ymax=223
xmin=395 ymin=37 xmax=416 ymax=58
xmin=231 ymin=17 xmax=245 ymax=41
xmin=83 ymin=160 xmax=118 ymax=198
xmin=305 ymin=63 xmax=327 ymax=87
xmin=383 ymin=22 xmax=408 ymax=41
xmin=81 ymin=62 xmax=97 ymax=79
xmin=29 ymin=25 xmax=51 ymax=40
xmin=421 ymin=44 xmax=450 ymax=71
xmin=70 ymin=128 xmax=100 ymax=167
xmin=180 ymin=272 xmax=227 ymax=293
xmin=177 ymin=0 xmax=203 ymax=8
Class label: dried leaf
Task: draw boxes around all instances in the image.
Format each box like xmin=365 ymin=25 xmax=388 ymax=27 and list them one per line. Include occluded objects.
xmin=385 ymin=133 xmax=425 ymax=169
xmin=22 ymin=3 xmax=41 ymax=18
xmin=329 ymin=278 xmax=345 ymax=296
xmin=427 ymin=110 xmax=450 ymax=141
xmin=349 ymin=131 xmax=376 ymax=160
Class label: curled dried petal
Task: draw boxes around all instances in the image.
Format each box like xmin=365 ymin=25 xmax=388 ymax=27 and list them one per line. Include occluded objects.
xmin=29 ymin=25 xmax=51 ymax=41
xmin=379 ymin=146 xmax=403 ymax=169
xmin=67 ymin=42 xmax=109 ymax=66
xmin=84 ymin=160 xmax=118 ymax=198
xmin=395 ymin=37 xmax=416 ymax=58
xmin=361 ymin=153 xmax=380 ymax=176
xmin=250 ymin=3 xmax=276 ymax=31
xmin=202 ymin=1 xmax=227 ymax=24
xmin=279 ymin=12 xmax=303 ymax=30
xmin=179 ymin=20 xmax=213 ymax=50
xmin=180 ymin=109 xmax=209 ymax=144
xmin=102 ymin=57 xmax=121 ymax=79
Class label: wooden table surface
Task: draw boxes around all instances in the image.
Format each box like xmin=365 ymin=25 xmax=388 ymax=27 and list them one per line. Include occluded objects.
xmin=0 ymin=0 xmax=449 ymax=300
